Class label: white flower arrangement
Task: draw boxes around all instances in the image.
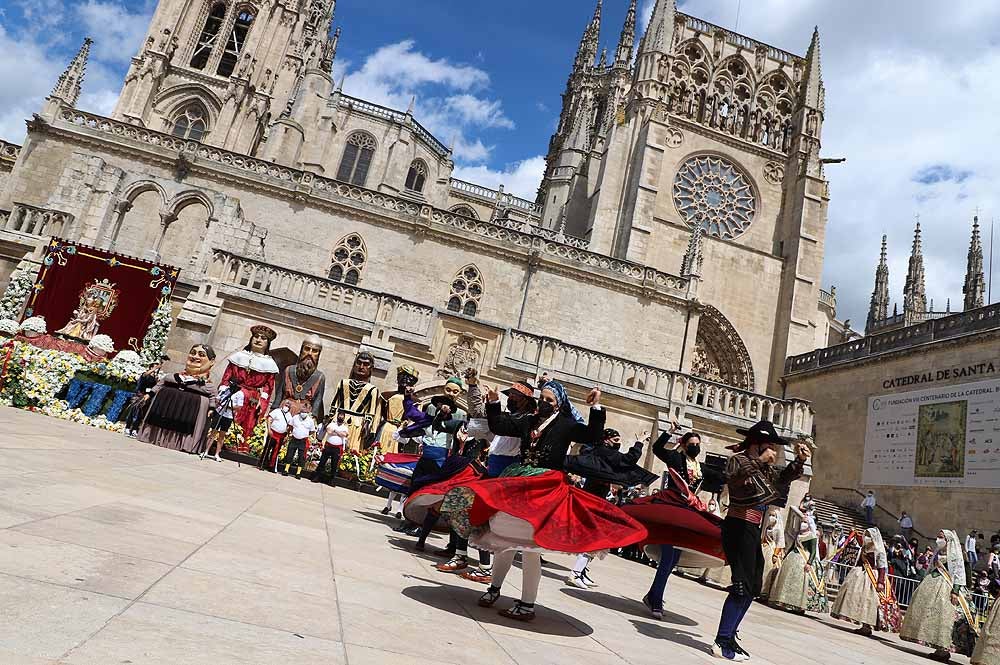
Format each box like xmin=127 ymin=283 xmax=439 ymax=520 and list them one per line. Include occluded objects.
xmin=105 ymin=350 xmax=144 ymax=382
xmin=0 ymin=340 xmax=85 ymax=408
xmin=0 ymin=266 xmax=35 ymax=321
xmin=88 ymin=334 xmax=115 ymax=354
xmin=0 ymin=318 xmax=18 ymax=336
xmin=19 ymin=316 xmax=46 ymax=335
xmin=140 ymin=298 xmax=173 ymax=364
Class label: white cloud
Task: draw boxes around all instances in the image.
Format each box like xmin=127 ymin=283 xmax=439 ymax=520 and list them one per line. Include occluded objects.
xmin=342 ymin=40 xmax=514 ymax=166
xmin=0 ymin=1 xmax=151 ymax=144
xmin=453 ymin=156 xmax=546 ymax=201
xmin=77 ymin=1 xmax=150 ymax=63
xmin=678 ymin=0 xmax=1000 ymax=328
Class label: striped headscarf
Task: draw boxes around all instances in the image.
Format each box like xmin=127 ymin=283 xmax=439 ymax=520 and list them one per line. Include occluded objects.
xmin=540 ymin=379 xmax=584 ymax=424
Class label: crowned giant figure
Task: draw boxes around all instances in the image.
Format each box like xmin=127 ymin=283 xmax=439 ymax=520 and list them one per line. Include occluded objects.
xmin=272 ymin=336 xmax=327 ymax=420
xmin=330 ymin=350 xmax=382 ymax=452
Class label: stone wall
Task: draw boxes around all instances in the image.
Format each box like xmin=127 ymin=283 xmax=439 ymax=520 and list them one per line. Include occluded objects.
xmin=784 ymin=330 xmax=1000 ymax=540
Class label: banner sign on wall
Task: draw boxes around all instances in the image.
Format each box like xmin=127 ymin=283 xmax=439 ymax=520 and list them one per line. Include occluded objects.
xmin=864 ymin=377 xmax=1000 ymax=488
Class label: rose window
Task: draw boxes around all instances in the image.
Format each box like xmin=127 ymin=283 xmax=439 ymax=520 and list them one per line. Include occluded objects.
xmin=672 ymin=155 xmax=756 ymax=239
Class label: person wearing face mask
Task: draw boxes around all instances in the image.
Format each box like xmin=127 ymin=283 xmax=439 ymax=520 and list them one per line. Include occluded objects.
xmin=438 ymin=380 xmax=647 ymax=622
xmin=902 ymin=529 xmax=979 ymax=661
xmin=710 ymin=420 xmax=809 ymax=661
xmin=831 ymin=527 xmax=901 ymax=636
xmin=311 ymin=410 xmax=349 ymax=484
xmin=971 ymin=567 xmax=1000 ymax=665
xmin=260 ymin=402 xmax=293 ymax=472
xmin=563 ymin=428 xmax=658 ymax=590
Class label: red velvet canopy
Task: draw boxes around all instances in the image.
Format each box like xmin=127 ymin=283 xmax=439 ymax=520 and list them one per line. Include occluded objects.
xmin=24 ymin=239 xmax=179 ymax=352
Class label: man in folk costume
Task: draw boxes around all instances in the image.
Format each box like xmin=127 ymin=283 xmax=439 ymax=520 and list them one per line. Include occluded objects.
xmin=219 ymin=325 xmax=279 ymax=454
xmin=711 ymin=420 xmax=809 ymax=661
xmin=271 ymin=336 xmax=327 ymax=419
xmin=376 ymin=365 xmax=420 ymax=454
xmin=330 ymin=351 xmax=382 ymax=452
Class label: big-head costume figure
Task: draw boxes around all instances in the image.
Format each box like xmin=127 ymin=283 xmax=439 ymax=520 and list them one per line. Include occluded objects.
xmin=272 ymin=336 xmax=327 ymax=419
xmin=330 ymin=350 xmax=382 ymax=452
xmin=220 ymin=324 xmax=279 ymax=453
xmin=139 ymin=344 xmax=217 ymax=453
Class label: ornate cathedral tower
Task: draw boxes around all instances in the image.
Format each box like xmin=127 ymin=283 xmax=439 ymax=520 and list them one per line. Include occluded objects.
xmin=865 ymin=235 xmax=890 ymax=334
xmin=963 ymin=216 xmax=986 ymax=311
xmin=549 ymin=0 xmax=829 ymax=391
xmin=112 ymin=0 xmax=338 ymax=156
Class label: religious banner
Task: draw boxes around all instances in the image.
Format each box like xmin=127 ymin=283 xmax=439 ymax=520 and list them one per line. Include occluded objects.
xmin=23 ymin=238 xmax=179 ymax=352
xmin=863 ymin=377 xmax=1000 ymax=489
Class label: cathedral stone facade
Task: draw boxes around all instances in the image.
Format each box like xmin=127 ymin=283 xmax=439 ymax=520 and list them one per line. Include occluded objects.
xmin=0 ymin=0 xmax=835 ymax=470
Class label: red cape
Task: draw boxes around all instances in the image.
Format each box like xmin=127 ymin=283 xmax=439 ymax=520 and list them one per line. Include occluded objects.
xmin=459 ymin=471 xmax=647 ymax=553
xmin=620 ymin=471 xmax=724 ymax=563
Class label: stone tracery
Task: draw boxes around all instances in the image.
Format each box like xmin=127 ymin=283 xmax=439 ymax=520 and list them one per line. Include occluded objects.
xmin=328 ymin=233 xmax=366 ymax=285
xmin=446 ymin=265 xmax=484 ymax=317
xmin=672 ymin=155 xmax=755 ymax=239
xmin=691 ymin=304 xmax=755 ymax=391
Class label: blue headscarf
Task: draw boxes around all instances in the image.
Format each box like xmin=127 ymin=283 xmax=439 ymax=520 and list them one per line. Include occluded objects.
xmin=541 ymin=379 xmax=585 ymax=424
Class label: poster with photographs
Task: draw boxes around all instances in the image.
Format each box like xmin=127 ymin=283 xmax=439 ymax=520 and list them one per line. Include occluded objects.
xmin=864 ymin=377 xmax=1000 ymax=488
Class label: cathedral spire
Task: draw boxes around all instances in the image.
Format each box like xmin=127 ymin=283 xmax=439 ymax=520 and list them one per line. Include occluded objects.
xmin=800 ymin=27 xmax=824 ymax=111
xmin=573 ymin=0 xmax=602 ymax=71
xmin=866 ymin=234 xmax=890 ymax=334
xmin=903 ymin=220 xmax=927 ymax=322
xmin=963 ymin=215 xmax=986 ymax=311
xmin=50 ymin=37 xmax=92 ymax=108
xmin=614 ymin=0 xmax=637 ymax=69
xmin=680 ymin=225 xmax=704 ymax=279
xmin=639 ymin=0 xmax=676 ymax=56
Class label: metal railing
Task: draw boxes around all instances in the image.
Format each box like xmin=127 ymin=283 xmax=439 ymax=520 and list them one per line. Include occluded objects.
xmin=830 ymin=487 xmax=930 ymax=541
xmin=825 ymin=560 xmax=991 ymax=626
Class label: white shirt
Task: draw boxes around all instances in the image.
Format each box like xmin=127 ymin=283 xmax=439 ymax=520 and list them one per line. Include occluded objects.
xmin=967 ymin=536 xmax=977 ymax=553
xmin=290 ymin=413 xmax=317 ymax=440
xmin=465 ymin=417 xmax=521 ymax=458
xmin=217 ymin=387 xmax=245 ymax=419
xmin=899 ymin=515 xmax=913 ymax=529
xmin=862 ymin=494 xmax=876 ymax=508
xmin=325 ymin=423 xmax=349 ymax=448
xmin=269 ymin=408 xmax=291 ymax=434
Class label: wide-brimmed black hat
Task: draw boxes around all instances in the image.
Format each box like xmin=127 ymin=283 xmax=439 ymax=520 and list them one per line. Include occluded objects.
xmin=430 ymin=394 xmax=458 ymax=411
xmin=734 ymin=420 xmax=788 ymax=446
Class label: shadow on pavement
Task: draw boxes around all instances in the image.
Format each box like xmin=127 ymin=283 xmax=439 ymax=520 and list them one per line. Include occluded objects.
xmin=630 ymin=619 xmax=708 ymax=652
xmin=402 ymin=575 xmax=595 ymax=637
xmin=560 ymin=588 xmax=699 ymax=627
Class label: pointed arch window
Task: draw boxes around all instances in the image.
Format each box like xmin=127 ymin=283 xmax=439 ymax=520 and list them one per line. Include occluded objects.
xmin=405 ymin=159 xmax=427 ymax=193
xmin=446 ymin=265 xmax=484 ymax=317
xmin=337 ymin=132 xmax=377 ymax=186
xmin=328 ymin=233 xmax=366 ymax=285
xmin=450 ymin=205 xmax=478 ymax=219
xmin=217 ymin=7 xmax=256 ymax=77
xmin=191 ymin=3 xmax=226 ymax=70
xmin=171 ymin=105 xmax=208 ymax=141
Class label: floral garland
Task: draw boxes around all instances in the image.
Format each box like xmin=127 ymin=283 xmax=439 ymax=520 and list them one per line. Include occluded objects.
xmin=0 ymin=319 xmax=18 ymax=336
xmin=29 ymin=400 xmax=127 ymax=433
xmin=0 ymin=340 xmax=86 ymax=408
xmin=140 ymin=298 xmax=172 ymax=364
xmin=338 ymin=448 xmax=378 ymax=483
xmin=0 ymin=266 xmax=35 ymax=321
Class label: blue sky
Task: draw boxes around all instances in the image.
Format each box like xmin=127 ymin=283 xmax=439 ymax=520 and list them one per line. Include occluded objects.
xmin=3 ymin=0 xmax=1000 ymax=328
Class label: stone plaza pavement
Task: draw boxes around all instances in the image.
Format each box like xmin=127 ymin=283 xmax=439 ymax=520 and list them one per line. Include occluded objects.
xmin=0 ymin=407 xmax=969 ymax=664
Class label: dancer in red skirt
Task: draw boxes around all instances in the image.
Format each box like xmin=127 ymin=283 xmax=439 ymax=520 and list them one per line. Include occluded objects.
xmin=440 ymin=380 xmax=647 ymax=621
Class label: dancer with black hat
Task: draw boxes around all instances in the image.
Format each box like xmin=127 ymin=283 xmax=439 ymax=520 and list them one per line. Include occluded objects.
xmin=712 ymin=420 xmax=809 ymax=661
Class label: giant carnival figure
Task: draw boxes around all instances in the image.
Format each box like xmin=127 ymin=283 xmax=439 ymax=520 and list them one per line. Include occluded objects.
xmin=330 ymin=350 xmax=382 ymax=452
xmin=219 ymin=324 xmax=279 ymax=454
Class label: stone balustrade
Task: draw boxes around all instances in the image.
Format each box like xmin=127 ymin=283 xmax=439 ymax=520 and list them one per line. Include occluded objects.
xmin=680 ymin=13 xmax=798 ymax=63
xmin=209 ymin=250 xmax=435 ymax=340
xmin=786 ymin=300 xmax=1000 ymax=374
xmin=502 ymin=330 xmax=812 ymax=437
xmin=340 ymin=94 xmax=450 ymax=157
xmin=3 ymin=202 xmax=73 ymax=237
xmin=56 ymin=108 xmax=686 ymax=300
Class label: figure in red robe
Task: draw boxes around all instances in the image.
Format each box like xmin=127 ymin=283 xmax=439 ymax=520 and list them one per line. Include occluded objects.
xmin=220 ymin=325 xmax=279 ymax=454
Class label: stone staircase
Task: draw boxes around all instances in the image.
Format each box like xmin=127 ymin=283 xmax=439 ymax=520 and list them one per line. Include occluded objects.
xmin=812 ymin=496 xmax=869 ymax=534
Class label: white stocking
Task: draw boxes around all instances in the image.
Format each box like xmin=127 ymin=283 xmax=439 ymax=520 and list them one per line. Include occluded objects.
xmin=491 ymin=550 xmax=517 ymax=588
xmin=572 ymin=553 xmax=591 ymax=574
xmin=521 ymin=552 xmax=542 ymax=605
